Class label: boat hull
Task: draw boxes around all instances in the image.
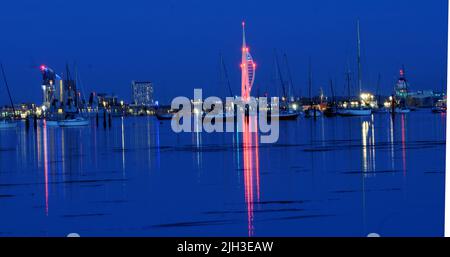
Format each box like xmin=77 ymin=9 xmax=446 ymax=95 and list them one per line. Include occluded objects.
xmin=271 ymin=112 xmax=300 ymax=121
xmin=156 ymin=113 xmax=174 ymax=120
xmin=58 ymin=118 xmax=89 ymax=127
xmin=323 ymin=107 xmax=338 ymax=117
xmin=431 ymin=107 xmax=446 ymax=113
xmin=304 ymin=109 xmax=322 ymax=118
xmin=389 ymin=108 xmax=410 ymax=114
xmin=337 ymin=108 xmax=372 ymax=116
xmin=45 ymin=120 xmax=60 ymax=127
xmin=372 ymin=108 xmax=389 ymax=113
xmin=204 ymin=113 xmax=236 ymax=122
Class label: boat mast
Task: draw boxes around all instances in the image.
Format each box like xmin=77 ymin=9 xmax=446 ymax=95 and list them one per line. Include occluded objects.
xmin=376 ymin=73 xmax=381 ymax=105
xmin=0 ymin=63 xmax=16 ymax=118
xmin=283 ymin=53 xmax=295 ymax=100
xmin=357 ymin=19 xmax=362 ymax=96
xmin=274 ymin=49 xmax=287 ymax=99
xmin=308 ymin=57 xmax=313 ymax=105
xmin=330 ymin=78 xmax=335 ymax=104
xmin=345 ymin=67 xmax=352 ymax=99
xmin=219 ymin=53 xmax=233 ymax=97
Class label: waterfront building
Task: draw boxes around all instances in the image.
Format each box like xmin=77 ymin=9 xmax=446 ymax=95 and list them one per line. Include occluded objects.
xmin=131 ymin=81 xmax=154 ymax=106
xmin=407 ymin=90 xmax=445 ymax=108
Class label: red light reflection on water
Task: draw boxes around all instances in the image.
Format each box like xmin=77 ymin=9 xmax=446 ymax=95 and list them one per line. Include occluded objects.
xmin=242 ymin=115 xmax=260 ymax=236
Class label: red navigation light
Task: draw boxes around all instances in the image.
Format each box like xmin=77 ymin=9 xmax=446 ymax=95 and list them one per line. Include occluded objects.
xmin=400 ymin=69 xmax=404 ymax=76
xmin=40 ymin=65 xmax=46 ymax=71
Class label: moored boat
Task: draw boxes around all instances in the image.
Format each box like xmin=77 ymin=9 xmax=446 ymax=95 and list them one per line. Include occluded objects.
xmin=156 ymin=112 xmax=174 ymax=120
xmin=304 ymin=107 xmax=322 ymax=118
xmin=58 ymin=117 xmax=89 ymax=127
xmin=431 ymin=106 xmax=446 ymax=113
xmin=372 ymin=108 xmax=388 ymax=113
xmin=431 ymin=99 xmax=446 ymax=113
xmin=0 ymin=64 xmax=18 ymax=129
xmin=45 ymin=120 xmax=60 ymax=127
xmin=337 ymin=107 xmax=372 ymax=116
xmin=323 ymin=106 xmax=338 ymax=117
xmin=388 ymin=107 xmax=410 ymax=114
xmin=336 ymin=20 xmax=373 ymax=118
xmin=271 ymin=110 xmax=301 ymax=120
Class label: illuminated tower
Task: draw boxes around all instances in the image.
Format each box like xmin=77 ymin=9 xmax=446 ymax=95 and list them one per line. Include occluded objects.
xmin=40 ymin=65 xmax=57 ymax=109
xmin=395 ymin=68 xmax=409 ymax=99
xmin=240 ymin=21 xmax=256 ymax=101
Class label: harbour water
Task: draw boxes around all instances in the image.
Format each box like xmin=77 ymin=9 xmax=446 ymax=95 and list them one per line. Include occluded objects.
xmin=0 ymin=111 xmax=445 ymax=236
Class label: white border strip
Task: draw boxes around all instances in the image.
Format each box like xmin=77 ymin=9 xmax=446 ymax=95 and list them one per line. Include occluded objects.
xmin=445 ymin=0 xmax=450 ymax=238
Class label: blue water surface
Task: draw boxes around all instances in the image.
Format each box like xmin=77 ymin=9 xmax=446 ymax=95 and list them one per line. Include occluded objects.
xmin=0 ymin=111 xmax=445 ymax=236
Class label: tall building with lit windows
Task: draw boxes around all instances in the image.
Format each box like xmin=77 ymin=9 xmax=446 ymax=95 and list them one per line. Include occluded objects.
xmin=131 ymin=81 xmax=154 ymax=106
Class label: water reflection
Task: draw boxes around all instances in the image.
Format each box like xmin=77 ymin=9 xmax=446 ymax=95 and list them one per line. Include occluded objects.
xmin=361 ymin=117 xmax=376 ymax=175
xmin=121 ymin=117 xmax=126 ymax=173
xmin=389 ymin=115 xmax=395 ymax=170
xmin=43 ymin=125 xmax=49 ymax=216
xmin=0 ymin=111 xmax=445 ymax=236
xmin=401 ymin=114 xmax=407 ymax=176
xmin=242 ymin=115 xmax=260 ymax=236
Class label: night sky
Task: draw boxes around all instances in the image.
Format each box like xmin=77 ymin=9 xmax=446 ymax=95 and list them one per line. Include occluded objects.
xmin=0 ymin=0 xmax=447 ymax=104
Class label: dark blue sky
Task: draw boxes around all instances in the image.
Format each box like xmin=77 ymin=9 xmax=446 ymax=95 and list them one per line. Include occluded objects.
xmin=0 ymin=0 xmax=447 ymax=104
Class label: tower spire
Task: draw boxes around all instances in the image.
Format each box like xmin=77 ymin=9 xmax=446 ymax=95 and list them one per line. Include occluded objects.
xmin=240 ymin=21 xmax=255 ymax=101
xmin=242 ymin=21 xmax=246 ymax=48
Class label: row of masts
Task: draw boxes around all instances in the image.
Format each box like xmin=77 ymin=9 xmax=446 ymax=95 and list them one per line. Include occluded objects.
xmin=215 ymin=19 xmax=380 ymax=105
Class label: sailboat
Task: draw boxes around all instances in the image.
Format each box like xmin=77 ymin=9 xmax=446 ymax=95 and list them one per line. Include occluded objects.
xmin=323 ymin=79 xmax=338 ymax=117
xmin=57 ymin=64 xmax=89 ymax=127
xmin=271 ymin=52 xmax=300 ymax=120
xmin=304 ymin=58 xmax=321 ymax=118
xmin=207 ymin=53 xmax=237 ymax=121
xmin=432 ymin=99 xmax=446 ymax=113
xmin=0 ymin=64 xmax=18 ymax=129
xmin=337 ymin=20 xmax=371 ymax=116
xmin=372 ymin=74 xmax=388 ymax=113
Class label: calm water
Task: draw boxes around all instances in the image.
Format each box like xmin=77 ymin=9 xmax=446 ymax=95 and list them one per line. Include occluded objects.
xmin=0 ymin=111 xmax=446 ymax=236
